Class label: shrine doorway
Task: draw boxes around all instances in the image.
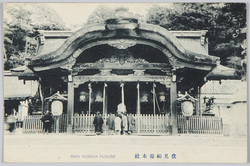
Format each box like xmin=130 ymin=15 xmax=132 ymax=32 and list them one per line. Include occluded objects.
xmin=106 ymin=82 xmax=122 ymax=114
xmin=74 ymin=81 xmax=170 ymax=115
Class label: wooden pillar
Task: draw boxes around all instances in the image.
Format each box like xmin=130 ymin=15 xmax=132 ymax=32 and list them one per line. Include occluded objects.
xmin=137 ymin=83 xmax=140 ymax=133
xmin=103 ymin=83 xmax=107 ymax=115
xmin=88 ymin=83 xmax=92 ymax=133
xmin=105 ymin=86 xmax=108 ymax=114
xmin=67 ymin=75 xmax=74 ymax=134
xmin=137 ymin=83 xmax=140 ymax=115
xmin=56 ymin=116 xmax=59 ymax=134
xmin=88 ymin=83 xmax=92 ymax=115
xmin=218 ymin=105 xmax=221 ymax=117
xmin=194 ymin=86 xmax=201 ymax=116
xmin=38 ymin=78 xmax=45 ymax=114
xmin=152 ymin=83 xmax=157 ymax=133
xmin=171 ymin=72 xmax=178 ymax=135
xmin=121 ymin=83 xmax=125 ymax=104
xmin=153 ymin=83 xmax=156 ymax=115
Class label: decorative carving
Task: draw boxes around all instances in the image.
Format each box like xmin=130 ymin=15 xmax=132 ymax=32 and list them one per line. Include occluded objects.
xmin=105 ymin=7 xmax=139 ymax=30
xmin=98 ymin=55 xmax=148 ymax=64
xmin=45 ymin=91 xmax=67 ymax=101
xmin=133 ymin=70 xmax=145 ymax=76
xmin=61 ymin=76 xmax=68 ymax=82
xmin=177 ymin=92 xmax=198 ymax=102
xmin=159 ymin=82 xmax=171 ymax=88
xmin=74 ymin=83 xmax=80 ymax=88
xmin=60 ymin=58 xmax=76 ymax=71
xmin=73 ymin=75 xmax=172 ymax=83
xmin=200 ymin=30 xmax=207 ymax=46
xmin=161 ymin=69 xmax=172 ymax=76
xmin=98 ymin=56 xmax=118 ymax=63
xmin=126 ymin=56 xmax=148 ymax=63
xmin=108 ymin=39 xmax=136 ymax=50
xmin=25 ymin=36 xmax=39 ymax=57
xmin=162 ymin=48 xmax=178 ymax=66
xmin=99 ymin=70 xmax=112 ymax=76
xmin=114 ymin=7 xmax=133 ymax=19
xmin=38 ymin=30 xmax=45 ymax=45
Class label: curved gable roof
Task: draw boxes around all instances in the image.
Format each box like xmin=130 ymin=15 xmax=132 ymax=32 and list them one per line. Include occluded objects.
xmin=28 ymin=17 xmax=220 ymax=72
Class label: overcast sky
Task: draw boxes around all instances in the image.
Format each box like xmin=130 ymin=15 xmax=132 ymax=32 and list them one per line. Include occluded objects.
xmin=46 ymin=3 xmax=172 ymax=29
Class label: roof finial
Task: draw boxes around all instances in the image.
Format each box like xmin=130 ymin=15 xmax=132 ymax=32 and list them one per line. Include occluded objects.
xmin=114 ymin=7 xmax=131 ymax=19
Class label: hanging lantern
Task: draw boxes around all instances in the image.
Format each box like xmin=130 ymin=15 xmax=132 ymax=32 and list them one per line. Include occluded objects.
xmin=140 ymin=91 xmax=149 ymax=103
xmin=177 ymin=92 xmax=197 ymax=117
xmin=79 ymin=91 xmax=88 ymax=102
xmin=181 ymin=100 xmax=194 ymax=117
xmin=117 ymin=103 xmax=126 ymax=113
xmin=95 ymin=91 xmax=103 ymax=102
xmin=158 ymin=92 xmax=166 ymax=102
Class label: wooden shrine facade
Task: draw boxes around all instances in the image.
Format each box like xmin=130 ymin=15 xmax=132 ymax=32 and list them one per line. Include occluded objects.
xmin=26 ymin=10 xmax=221 ymax=135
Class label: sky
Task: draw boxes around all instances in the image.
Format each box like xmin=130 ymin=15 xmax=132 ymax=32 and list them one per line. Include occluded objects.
xmin=46 ymin=3 xmax=172 ymax=29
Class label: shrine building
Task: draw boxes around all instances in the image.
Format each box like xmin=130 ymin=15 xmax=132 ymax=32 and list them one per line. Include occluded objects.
xmin=22 ymin=10 xmax=234 ymax=135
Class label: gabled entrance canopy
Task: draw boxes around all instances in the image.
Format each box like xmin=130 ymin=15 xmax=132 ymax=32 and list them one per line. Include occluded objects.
xmin=28 ymin=12 xmax=222 ymax=91
xmin=28 ymin=15 xmax=219 ymax=74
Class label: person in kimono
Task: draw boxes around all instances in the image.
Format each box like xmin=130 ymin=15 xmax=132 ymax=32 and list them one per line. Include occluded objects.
xmin=114 ymin=114 xmax=122 ymax=135
xmin=127 ymin=113 xmax=135 ymax=135
xmin=106 ymin=113 xmax=115 ymax=135
xmin=40 ymin=110 xmax=53 ymax=134
xmin=116 ymin=103 xmax=128 ymax=135
xmin=93 ymin=111 xmax=104 ymax=135
xmin=7 ymin=113 xmax=16 ymax=132
xmin=121 ymin=112 xmax=128 ymax=135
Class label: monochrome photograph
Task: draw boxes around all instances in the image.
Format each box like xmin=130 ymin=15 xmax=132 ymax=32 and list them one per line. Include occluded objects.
xmin=2 ymin=2 xmax=247 ymax=163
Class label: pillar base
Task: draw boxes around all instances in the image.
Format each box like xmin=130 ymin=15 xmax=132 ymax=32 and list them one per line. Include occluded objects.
xmin=67 ymin=125 xmax=73 ymax=134
xmin=171 ymin=127 xmax=178 ymax=136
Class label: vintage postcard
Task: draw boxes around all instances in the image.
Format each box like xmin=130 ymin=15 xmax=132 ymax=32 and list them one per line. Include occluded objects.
xmin=3 ymin=2 xmax=247 ymax=163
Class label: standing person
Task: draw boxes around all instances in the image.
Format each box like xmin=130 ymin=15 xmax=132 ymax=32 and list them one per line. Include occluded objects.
xmin=40 ymin=110 xmax=53 ymax=134
xmin=106 ymin=113 xmax=115 ymax=135
xmin=127 ymin=113 xmax=135 ymax=135
xmin=114 ymin=114 xmax=122 ymax=135
xmin=121 ymin=112 xmax=128 ymax=135
xmin=116 ymin=103 xmax=127 ymax=135
xmin=93 ymin=111 xmax=104 ymax=135
xmin=7 ymin=113 xmax=16 ymax=132
xmin=166 ymin=112 xmax=171 ymax=135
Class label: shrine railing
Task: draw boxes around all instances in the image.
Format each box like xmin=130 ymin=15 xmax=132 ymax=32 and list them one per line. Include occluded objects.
xmin=72 ymin=114 xmax=171 ymax=134
xmin=177 ymin=115 xmax=223 ymax=134
xmin=22 ymin=115 xmax=43 ymax=133
xmin=21 ymin=114 xmax=223 ymax=135
xmin=22 ymin=114 xmax=67 ymax=133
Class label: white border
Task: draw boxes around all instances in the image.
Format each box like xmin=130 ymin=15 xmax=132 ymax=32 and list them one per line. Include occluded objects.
xmin=0 ymin=1 xmax=249 ymax=166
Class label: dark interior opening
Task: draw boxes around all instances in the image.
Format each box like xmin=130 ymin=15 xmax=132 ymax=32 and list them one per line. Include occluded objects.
xmin=123 ymin=83 xmax=137 ymax=114
xmin=107 ymin=82 xmax=122 ymax=114
xmin=74 ymin=82 xmax=170 ymax=115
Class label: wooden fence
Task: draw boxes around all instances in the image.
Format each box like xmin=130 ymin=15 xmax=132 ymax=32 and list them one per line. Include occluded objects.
xmin=73 ymin=114 xmax=171 ymax=134
xmin=73 ymin=114 xmax=96 ymax=133
xmin=23 ymin=114 xmax=67 ymax=133
xmin=23 ymin=115 xmax=43 ymax=133
xmin=22 ymin=114 xmax=223 ymax=135
xmin=133 ymin=114 xmax=171 ymax=134
xmin=177 ymin=115 xmax=223 ymax=134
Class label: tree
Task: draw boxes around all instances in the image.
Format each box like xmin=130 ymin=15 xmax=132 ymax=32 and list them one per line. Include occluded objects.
xmin=147 ymin=3 xmax=223 ymax=30
xmin=3 ymin=3 xmax=66 ymax=70
xmin=146 ymin=3 xmax=247 ymax=78
xmin=86 ymin=5 xmax=116 ymax=24
xmin=212 ymin=3 xmax=246 ymax=77
xmin=86 ymin=5 xmax=145 ymax=25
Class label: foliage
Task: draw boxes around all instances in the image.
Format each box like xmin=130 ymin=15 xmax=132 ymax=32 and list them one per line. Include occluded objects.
xmin=86 ymin=5 xmax=116 ymax=24
xmin=146 ymin=3 xmax=247 ymax=78
xmin=3 ymin=3 xmax=66 ymax=70
xmin=86 ymin=5 xmax=145 ymax=25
